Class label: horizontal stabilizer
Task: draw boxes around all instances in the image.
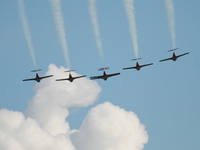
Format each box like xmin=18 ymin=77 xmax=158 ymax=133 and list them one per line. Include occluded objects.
xmin=132 ymin=58 xmax=142 ymax=61
xmin=31 ymin=69 xmax=42 ymax=72
xmin=64 ymin=70 xmax=75 ymax=72
xmin=168 ymin=48 xmax=178 ymax=52
xmin=98 ymin=67 xmax=109 ymax=71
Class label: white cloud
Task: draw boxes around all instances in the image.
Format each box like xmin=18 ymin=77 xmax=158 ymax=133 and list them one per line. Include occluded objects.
xmin=71 ymin=102 xmax=148 ymax=150
xmin=24 ymin=64 xmax=101 ymax=135
xmin=0 ymin=109 xmax=75 ymax=150
xmin=0 ymin=64 xmax=148 ymax=150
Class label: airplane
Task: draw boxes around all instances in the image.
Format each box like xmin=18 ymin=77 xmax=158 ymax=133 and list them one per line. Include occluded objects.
xmin=56 ymin=70 xmax=86 ymax=82
xmin=90 ymin=67 xmax=120 ymax=81
xmin=123 ymin=58 xmax=153 ymax=71
xmin=159 ymin=48 xmax=189 ymax=62
xmin=23 ymin=73 xmax=53 ymax=82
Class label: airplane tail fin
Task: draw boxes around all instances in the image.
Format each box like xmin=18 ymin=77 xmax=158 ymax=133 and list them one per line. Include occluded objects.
xmin=36 ymin=73 xmax=40 ymax=78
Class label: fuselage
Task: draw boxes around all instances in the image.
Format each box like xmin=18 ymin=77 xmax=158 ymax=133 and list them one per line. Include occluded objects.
xmin=135 ymin=62 xmax=141 ymax=71
xmin=68 ymin=74 xmax=75 ymax=82
xmin=102 ymin=71 xmax=108 ymax=80
xmin=35 ymin=73 xmax=41 ymax=82
xmin=172 ymin=52 xmax=177 ymax=61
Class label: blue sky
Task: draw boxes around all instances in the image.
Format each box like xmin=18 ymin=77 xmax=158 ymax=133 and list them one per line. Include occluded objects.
xmin=0 ymin=0 xmax=200 ymax=150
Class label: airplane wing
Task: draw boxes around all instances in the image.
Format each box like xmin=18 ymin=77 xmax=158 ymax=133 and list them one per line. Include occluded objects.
xmin=40 ymin=75 xmax=53 ymax=79
xmin=56 ymin=78 xmax=69 ymax=81
xmin=90 ymin=75 xmax=104 ymax=80
xmin=56 ymin=75 xmax=86 ymax=81
xmin=123 ymin=66 xmax=136 ymax=70
xmin=176 ymin=52 xmax=189 ymax=58
xmin=90 ymin=73 xmax=120 ymax=80
xmin=140 ymin=63 xmax=153 ymax=67
xmin=159 ymin=57 xmax=172 ymax=62
xmin=107 ymin=73 xmax=120 ymax=77
xmin=73 ymin=75 xmax=86 ymax=79
xmin=23 ymin=78 xmax=36 ymax=81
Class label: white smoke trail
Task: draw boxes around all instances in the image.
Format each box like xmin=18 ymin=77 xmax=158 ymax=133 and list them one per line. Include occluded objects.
xmin=165 ymin=0 xmax=176 ymax=49
xmin=88 ymin=0 xmax=104 ymax=64
xmin=123 ymin=0 xmax=139 ymax=58
xmin=50 ymin=0 xmax=70 ymax=68
xmin=18 ymin=0 xmax=37 ymax=69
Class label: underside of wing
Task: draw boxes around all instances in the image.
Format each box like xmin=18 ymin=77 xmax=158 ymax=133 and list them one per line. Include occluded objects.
xmin=23 ymin=78 xmax=36 ymax=81
xmin=74 ymin=75 xmax=86 ymax=79
xmin=41 ymin=75 xmax=53 ymax=79
xmin=56 ymin=78 xmax=69 ymax=81
xmin=141 ymin=63 xmax=153 ymax=67
xmin=123 ymin=66 xmax=136 ymax=70
xmin=90 ymin=75 xmax=103 ymax=80
xmin=159 ymin=57 xmax=172 ymax=62
xmin=177 ymin=52 xmax=189 ymax=58
xmin=107 ymin=72 xmax=120 ymax=77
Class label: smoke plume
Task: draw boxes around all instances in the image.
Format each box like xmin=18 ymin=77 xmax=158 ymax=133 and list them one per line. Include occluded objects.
xmin=88 ymin=0 xmax=104 ymax=64
xmin=18 ymin=0 xmax=37 ymax=69
xmin=165 ymin=0 xmax=176 ymax=49
xmin=123 ymin=0 xmax=139 ymax=58
xmin=50 ymin=0 xmax=70 ymax=68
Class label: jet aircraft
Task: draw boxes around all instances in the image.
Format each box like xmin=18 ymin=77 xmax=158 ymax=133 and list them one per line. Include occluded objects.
xmin=23 ymin=71 xmax=53 ymax=83
xmin=159 ymin=48 xmax=189 ymax=62
xmin=56 ymin=70 xmax=86 ymax=82
xmin=90 ymin=67 xmax=120 ymax=81
xmin=123 ymin=58 xmax=153 ymax=71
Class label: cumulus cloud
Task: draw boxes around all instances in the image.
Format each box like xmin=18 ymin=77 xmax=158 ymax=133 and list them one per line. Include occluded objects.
xmin=0 ymin=109 xmax=75 ymax=150
xmin=24 ymin=64 xmax=101 ymax=135
xmin=0 ymin=64 xmax=148 ymax=150
xmin=71 ymin=102 xmax=148 ymax=150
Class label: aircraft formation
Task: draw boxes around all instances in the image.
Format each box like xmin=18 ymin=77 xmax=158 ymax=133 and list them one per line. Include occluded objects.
xmin=23 ymin=48 xmax=189 ymax=83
